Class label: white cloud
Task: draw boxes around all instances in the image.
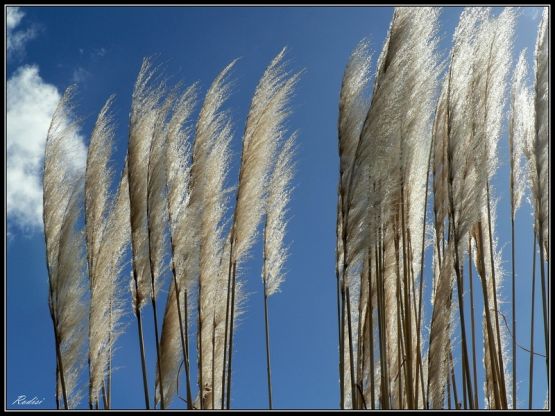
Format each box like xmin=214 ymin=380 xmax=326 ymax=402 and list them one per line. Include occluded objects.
xmin=7 ymin=65 xmax=87 ymax=231
xmin=6 ymin=6 xmax=24 ymax=30
xmin=7 ymin=7 xmax=37 ymax=58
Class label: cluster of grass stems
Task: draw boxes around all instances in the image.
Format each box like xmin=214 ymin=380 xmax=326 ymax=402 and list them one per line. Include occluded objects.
xmin=42 ymin=49 xmax=299 ymax=409
xmin=336 ymin=7 xmax=549 ymax=410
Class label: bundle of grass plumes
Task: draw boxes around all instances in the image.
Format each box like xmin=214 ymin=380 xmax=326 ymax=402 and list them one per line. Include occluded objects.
xmin=335 ymin=6 xmax=548 ymax=410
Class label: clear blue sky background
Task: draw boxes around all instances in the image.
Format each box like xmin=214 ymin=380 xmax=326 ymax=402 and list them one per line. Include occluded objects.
xmin=6 ymin=6 xmax=548 ymax=410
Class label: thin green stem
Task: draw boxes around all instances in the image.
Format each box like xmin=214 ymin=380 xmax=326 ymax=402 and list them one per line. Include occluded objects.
xmin=262 ymin=218 xmax=273 ymax=409
xmin=511 ymin=210 xmax=516 ymax=409
xmin=183 ymin=290 xmax=192 ymax=409
xmin=221 ymin=237 xmax=234 ymax=409
xmin=226 ymin=262 xmax=237 ymax=409
xmin=262 ymin=291 xmax=273 ymax=409
xmin=135 ymin=308 xmax=150 ymax=409
xmin=537 ymin=225 xmax=549 ymax=380
xmin=197 ymin=281 xmax=204 ymax=409
xmin=211 ymin=314 xmax=216 ymax=410
xmin=468 ymin=238 xmax=479 ymax=409
xmin=528 ymin=230 xmax=537 ymax=409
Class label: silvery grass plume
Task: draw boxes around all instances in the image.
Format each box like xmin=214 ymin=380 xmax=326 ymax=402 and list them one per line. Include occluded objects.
xmin=147 ymin=95 xmax=173 ymax=302
xmin=158 ymin=84 xmax=197 ymax=409
xmin=43 ymin=86 xmax=87 ymax=409
xmin=260 ymin=133 xmax=296 ymax=409
xmin=432 ymin=85 xmax=449 ymax=246
xmin=338 ymin=40 xmax=371 ymax=199
xmin=186 ymin=61 xmax=235 ymax=409
xmin=474 ymin=200 xmax=510 ymax=409
xmin=472 ymin=8 xmax=515 ymax=409
xmin=232 ymin=48 xmax=301 ymax=264
xmin=508 ymin=49 xmax=531 ymax=409
xmin=471 ymin=8 xmax=515 ymax=182
xmin=336 ymin=39 xmax=371 ymax=409
xmin=445 ymin=8 xmax=514 ymax=409
xmin=211 ymin=239 xmax=233 ymax=408
xmin=428 ymin=8 xmax=486 ymax=410
xmin=184 ymin=61 xmax=235 ymax=299
xmin=510 ymin=51 xmax=531 ymax=218
xmin=336 ymin=37 xmax=371 ymax=288
xmin=474 ymin=8 xmax=516 ymax=408
xmin=55 ymin=189 xmax=87 ymax=410
xmin=222 ymin=48 xmax=300 ymax=408
xmin=527 ymin=7 xmax=549 ymax=259
xmin=398 ymin=6 xmax=440 ymax=274
xmin=85 ymin=97 xmax=115 ymax=276
xmin=127 ymin=57 xmax=164 ymax=409
xmin=85 ymin=96 xmax=129 ymax=407
xmin=386 ymin=10 xmax=439 ymax=408
xmin=128 ymin=58 xmax=164 ymax=313
xmin=443 ymin=6 xmax=487 ymax=251
xmin=166 ymin=84 xmax=197 ymax=292
xmin=383 ymin=227 xmax=404 ymax=408
xmin=343 ymin=7 xmax=439 ymax=270
xmin=91 ymin=163 xmax=130 ymax=407
xmin=147 ymin=92 xmax=176 ymax=409
xmin=264 ymin=134 xmax=296 ymax=297
xmin=427 ymin=241 xmax=455 ymax=409
xmin=198 ymin=120 xmax=232 ymax=409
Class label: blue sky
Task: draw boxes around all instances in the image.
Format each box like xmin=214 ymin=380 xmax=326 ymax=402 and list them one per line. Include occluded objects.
xmin=6 ymin=6 xmax=548 ymax=410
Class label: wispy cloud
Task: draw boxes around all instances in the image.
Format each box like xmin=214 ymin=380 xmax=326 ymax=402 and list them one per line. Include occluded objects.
xmin=7 ymin=7 xmax=37 ymax=59
xmin=72 ymin=66 xmax=91 ymax=84
xmin=93 ymin=47 xmax=107 ymax=58
xmin=7 ymin=65 xmax=87 ymax=231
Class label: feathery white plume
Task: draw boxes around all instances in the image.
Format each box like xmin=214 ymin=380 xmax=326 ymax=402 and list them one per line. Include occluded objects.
xmin=184 ymin=61 xmax=236 ymax=297
xmin=147 ymin=95 xmax=173 ymax=300
xmin=427 ymin=241 xmax=455 ymax=409
xmin=43 ymin=86 xmax=87 ymax=409
xmin=264 ymin=134 xmax=296 ymax=297
xmin=527 ymin=8 xmax=549 ymax=256
xmin=128 ymin=58 xmax=163 ymax=312
xmin=198 ymin=119 xmax=232 ymax=407
xmin=167 ymin=85 xmax=197 ymax=291
xmin=85 ymin=96 xmax=130 ymax=405
xmin=338 ymin=39 xmax=371 ymax=193
xmin=509 ymin=50 xmax=531 ymax=217
xmin=233 ymin=48 xmax=300 ymax=263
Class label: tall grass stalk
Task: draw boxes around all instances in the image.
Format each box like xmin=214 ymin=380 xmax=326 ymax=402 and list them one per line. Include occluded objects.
xmin=528 ymin=230 xmax=537 ymax=409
